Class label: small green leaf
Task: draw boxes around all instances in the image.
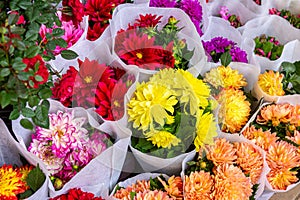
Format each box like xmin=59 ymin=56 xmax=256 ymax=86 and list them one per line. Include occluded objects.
xmin=12 ymin=60 xmax=27 ymax=71
xmin=10 ymin=26 xmax=26 ymax=35
xmin=34 ymin=75 xmax=44 ymax=82
xmin=53 ymin=38 xmax=68 ymax=48
xmin=22 ymin=107 xmax=35 ymax=118
xmin=26 ymin=164 xmax=46 ymax=192
xmin=38 ymin=88 xmax=52 ymax=99
xmin=17 ymin=73 xmax=31 ymax=81
xmin=0 ymin=60 xmax=9 ymax=67
xmin=25 ymin=30 xmax=38 ymax=41
xmin=220 ymin=51 xmax=232 ymax=67
xmin=60 ymin=50 xmax=78 ymax=60
xmin=0 ymin=68 xmax=10 ymax=77
xmin=19 ymin=190 xmax=33 ymax=199
xmin=24 ymin=46 xmax=40 ymax=58
xmin=34 ymin=104 xmax=49 ymax=128
xmin=8 ymin=13 xmax=19 ymax=25
xmin=9 ymin=108 xmax=20 ymax=120
xmin=52 ymin=28 xmax=65 ymax=37
xmin=20 ymin=118 xmax=34 ymax=130
xmin=28 ymin=96 xmax=40 ymax=107
xmin=46 ymin=40 xmax=57 ymax=51
xmin=0 ymin=91 xmax=11 ymax=108
xmin=18 ymin=1 xmax=32 ymax=9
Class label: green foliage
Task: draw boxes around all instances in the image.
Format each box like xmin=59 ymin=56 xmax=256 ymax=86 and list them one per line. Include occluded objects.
xmin=0 ymin=0 xmax=78 ymax=129
xmin=254 ymin=34 xmax=284 ymax=60
xmin=280 ymin=61 xmax=300 ymax=94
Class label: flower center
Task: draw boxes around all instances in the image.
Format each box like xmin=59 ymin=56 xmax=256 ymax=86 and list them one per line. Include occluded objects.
xmin=84 ymin=76 xmax=93 ymax=83
xmin=57 ymin=129 xmax=64 ymax=138
xmin=136 ymin=52 xmax=143 ymax=59
xmin=114 ymin=100 xmax=120 ymax=107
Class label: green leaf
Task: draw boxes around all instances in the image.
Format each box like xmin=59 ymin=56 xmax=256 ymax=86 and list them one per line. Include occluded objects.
xmin=26 ymin=164 xmax=46 ymax=192
xmin=22 ymin=107 xmax=35 ymax=118
xmin=38 ymin=88 xmax=52 ymax=99
xmin=25 ymin=30 xmax=39 ymax=41
xmin=8 ymin=13 xmax=19 ymax=25
xmin=0 ymin=91 xmax=11 ymax=108
xmin=28 ymin=96 xmax=40 ymax=107
xmin=60 ymin=50 xmax=78 ymax=60
xmin=34 ymin=104 xmax=49 ymax=128
xmin=10 ymin=26 xmax=26 ymax=35
xmin=9 ymin=108 xmax=21 ymax=120
xmin=12 ymin=60 xmax=27 ymax=71
xmin=45 ymin=40 xmax=57 ymax=51
xmin=220 ymin=51 xmax=232 ymax=67
xmin=52 ymin=28 xmax=65 ymax=37
xmin=18 ymin=1 xmax=32 ymax=9
xmin=24 ymin=46 xmax=40 ymax=58
xmin=20 ymin=118 xmax=34 ymax=130
xmin=35 ymin=75 xmax=44 ymax=82
xmin=19 ymin=190 xmax=33 ymax=199
xmin=0 ymin=60 xmax=9 ymax=67
xmin=53 ymin=38 xmax=68 ymax=48
xmin=0 ymin=68 xmax=10 ymax=77
xmin=15 ymin=40 xmax=26 ymax=51
xmin=17 ymin=73 xmax=31 ymax=81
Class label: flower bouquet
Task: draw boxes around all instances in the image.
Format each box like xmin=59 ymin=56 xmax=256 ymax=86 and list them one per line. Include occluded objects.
xmin=51 ymin=57 xmax=136 ymax=121
xmin=269 ymin=8 xmax=300 ymax=29
xmin=12 ymin=99 xmax=130 ymax=197
xmin=111 ymin=173 xmax=183 ymax=199
xmin=110 ymin=6 xmax=207 ymax=74
xmin=241 ymin=98 xmax=300 ymax=191
xmin=252 ymin=61 xmax=300 ymax=102
xmin=126 ymin=67 xmax=217 ymax=174
xmin=50 ymin=188 xmax=104 ymax=200
xmin=182 ymin=135 xmax=268 ymax=199
xmin=0 ymin=119 xmax=48 ymax=200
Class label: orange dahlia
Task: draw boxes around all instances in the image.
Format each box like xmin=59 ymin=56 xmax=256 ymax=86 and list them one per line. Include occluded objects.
xmin=113 ymin=180 xmax=150 ymax=199
xmin=267 ymin=169 xmax=298 ymax=190
xmin=291 ymin=104 xmax=300 ymax=127
xmin=213 ymin=164 xmax=253 ymax=200
xmin=205 ymin=138 xmax=237 ymax=166
xmin=135 ymin=190 xmax=173 ymax=200
xmin=184 ymin=171 xmax=213 ymax=200
xmin=242 ymin=125 xmax=278 ymax=151
xmin=256 ymin=103 xmax=293 ymax=127
xmin=267 ymin=141 xmax=300 ymax=170
xmin=0 ymin=165 xmax=26 ymax=200
xmin=158 ymin=176 xmax=183 ymax=199
xmin=217 ymin=88 xmax=251 ymax=133
xmin=234 ymin=142 xmax=264 ymax=184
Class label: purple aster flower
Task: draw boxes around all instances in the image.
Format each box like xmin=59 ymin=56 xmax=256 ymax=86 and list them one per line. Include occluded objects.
xmin=179 ymin=0 xmax=203 ymax=35
xmin=230 ymin=47 xmax=248 ymax=63
xmin=149 ymin=0 xmax=177 ymax=8
xmin=211 ymin=37 xmax=235 ymax=53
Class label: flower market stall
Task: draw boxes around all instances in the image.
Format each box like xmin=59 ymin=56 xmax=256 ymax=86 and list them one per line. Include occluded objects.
xmin=1 ymin=0 xmax=300 ymax=199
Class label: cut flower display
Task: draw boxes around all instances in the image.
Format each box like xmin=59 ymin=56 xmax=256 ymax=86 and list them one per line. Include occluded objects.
xmin=254 ymin=34 xmax=284 ymax=61
xmin=112 ymin=173 xmax=183 ymax=199
xmin=269 ymin=8 xmax=300 ymax=29
xmin=219 ymin=6 xmax=242 ymax=28
xmin=128 ymin=68 xmax=217 ymax=158
xmin=183 ymin=137 xmax=265 ymax=199
xmin=242 ymin=102 xmax=300 ymax=190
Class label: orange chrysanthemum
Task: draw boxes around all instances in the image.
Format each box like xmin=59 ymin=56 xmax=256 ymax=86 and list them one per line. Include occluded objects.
xmin=286 ymin=130 xmax=300 ymax=153
xmin=158 ymin=176 xmax=183 ymax=199
xmin=267 ymin=141 xmax=300 ymax=170
xmin=234 ymin=142 xmax=264 ymax=184
xmin=184 ymin=171 xmax=213 ymax=200
xmin=114 ymin=180 xmax=150 ymax=199
xmin=217 ymin=88 xmax=251 ymax=133
xmin=242 ymin=125 xmax=278 ymax=151
xmin=135 ymin=190 xmax=173 ymax=200
xmin=256 ymin=104 xmax=293 ymax=127
xmin=213 ymin=164 xmax=253 ymax=200
xmin=257 ymin=70 xmax=285 ymax=96
xmin=0 ymin=165 xmax=26 ymax=200
xmin=291 ymin=105 xmax=300 ymax=127
xmin=267 ymin=169 xmax=298 ymax=190
xmin=206 ymin=138 xmax=237 ymax=166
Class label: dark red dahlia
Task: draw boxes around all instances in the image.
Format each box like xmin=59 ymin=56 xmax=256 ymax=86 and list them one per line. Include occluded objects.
xmin=50 ymin=188 xmax=103 ymax=200
xmin=62 ymin=0 xmax=84 ymax=26
xmin=134 ymin=14 xmax=163 ymax=28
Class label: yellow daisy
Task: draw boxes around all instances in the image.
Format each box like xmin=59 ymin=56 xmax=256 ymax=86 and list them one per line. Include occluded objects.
xmin=257 ymin=70 xmax=285 ymax=96
xmin=145 ymin=130 xmax=181 ymax=149
xmin=127 ymin=82 xmax=178 ymax=131
xmin=204 ymin=65 xmax=247 ymax=90
xmin=217 ymin=88 xmax=251 ymax=133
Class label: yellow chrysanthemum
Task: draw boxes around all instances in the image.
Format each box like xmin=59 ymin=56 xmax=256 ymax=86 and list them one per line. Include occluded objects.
xmin=127 ymin=82 xmax=178 ymax=131
xmin=234 ymin=142 xmax=264 ymax=184
xmin=184 ymin=171 xmax=213 ymax=200
xmin=217 ymin=88 xmax=251 ymax=133
xmin=213 ymin=164 xmax=253 ymax=200
xmin=242 ymin=125 xmax=278 ymax=151
xmin=145 ymin=130 xmax=181 ymax=149
xmin=0 ymin=165 xmax=26 ymax=199
xmin=158 ymin=176 xmax=183 ymax=199
xmin=256 ymin=103 xmax=293 ymax=127
xmin=204 ymin=65 xmax=247 ymax=89
xmin=149 ymin=68 xmax=211 ymax=115
xmin=267 ymin=141 xmax=300 ymax=170
xmin=205 ymin=138 xmax=237 ymax=166
xmin=257 ymin=70 xmax=285 ymax=96
xmin=267 ymin=169 xmax=298 ymax=190
xmin=194 ymin=110 xmax=217 ymax=151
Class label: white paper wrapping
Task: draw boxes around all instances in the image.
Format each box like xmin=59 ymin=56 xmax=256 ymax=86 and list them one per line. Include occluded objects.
xmin=0 ymin=119 xmax=49 ymax=200
xmin=12 ymin=99 xmax=130 ymax=197
xmin=109 ymin=6 xmax=208 ymax=75
xmin=181 ymin=133 xmax=270 ymax=199
xmin=240 ymin=96 xmax=300 ymax=193
xmin=240 ymin=15 xmax=300 ymax=72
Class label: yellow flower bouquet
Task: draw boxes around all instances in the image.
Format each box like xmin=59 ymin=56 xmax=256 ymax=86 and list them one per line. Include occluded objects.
xmin=126 ymin=68 xmax=217 ymax=174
